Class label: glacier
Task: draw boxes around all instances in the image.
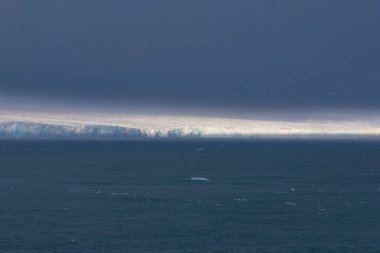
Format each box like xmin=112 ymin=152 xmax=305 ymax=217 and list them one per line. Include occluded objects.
xmin=0 ymin=122 xmax=143 ymax=139
xmin=0 ymin=122 xmax=203 ymax=139
xmin=1 ymin=110 xmax=380 ymax=139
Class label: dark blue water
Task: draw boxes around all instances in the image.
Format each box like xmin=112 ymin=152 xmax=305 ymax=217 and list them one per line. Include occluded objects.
xmin=0 ymin=141 xmax=379 ymax=252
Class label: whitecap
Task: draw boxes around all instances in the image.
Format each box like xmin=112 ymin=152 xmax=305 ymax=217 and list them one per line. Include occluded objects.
xmin=235 ymin=198 xmax=247 ymax=202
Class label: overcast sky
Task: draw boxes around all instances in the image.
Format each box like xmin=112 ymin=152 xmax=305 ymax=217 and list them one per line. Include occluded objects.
xmin=1 ymin=0 xmax=379 ymax=115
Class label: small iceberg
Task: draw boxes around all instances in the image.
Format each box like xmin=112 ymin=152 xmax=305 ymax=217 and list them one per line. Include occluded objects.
xmin=190 ymin=177 xmax=210 ymax=182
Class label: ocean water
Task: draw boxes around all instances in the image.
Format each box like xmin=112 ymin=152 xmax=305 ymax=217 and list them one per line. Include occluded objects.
xmin=0 ymin=140 xmax=379 ymax=253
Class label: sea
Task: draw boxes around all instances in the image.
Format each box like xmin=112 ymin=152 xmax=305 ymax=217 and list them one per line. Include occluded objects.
xmin=0 ymin=140 xmax=379 ymax=253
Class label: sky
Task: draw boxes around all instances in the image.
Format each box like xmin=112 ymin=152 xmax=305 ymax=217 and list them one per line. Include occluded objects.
xmin=1 ymin=0 xmax=380 ymax=116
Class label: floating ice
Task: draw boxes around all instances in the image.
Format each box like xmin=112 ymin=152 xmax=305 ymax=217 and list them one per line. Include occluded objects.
xmin=190 ymin=177 xmax=210 ymax=182
xmin=111 ymin=192 xmax=129 ymax=196
xmin=235 ymin=198 xmax=247 ymax=202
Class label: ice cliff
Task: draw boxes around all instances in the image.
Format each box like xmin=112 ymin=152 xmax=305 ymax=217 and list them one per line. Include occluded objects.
xmin=1 ymin=111 xmax=380 ymax=139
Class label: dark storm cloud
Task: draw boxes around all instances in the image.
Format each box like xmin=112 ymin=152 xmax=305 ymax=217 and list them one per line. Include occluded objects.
xmin=0 ymin=0 xmax=380 ymax=111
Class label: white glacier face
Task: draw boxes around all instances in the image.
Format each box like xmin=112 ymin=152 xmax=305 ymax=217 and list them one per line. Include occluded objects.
xmin=0 ymin=122 xmax=143 ymax=138
xmin=0 ymin=110 xmax=380 ymax=139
